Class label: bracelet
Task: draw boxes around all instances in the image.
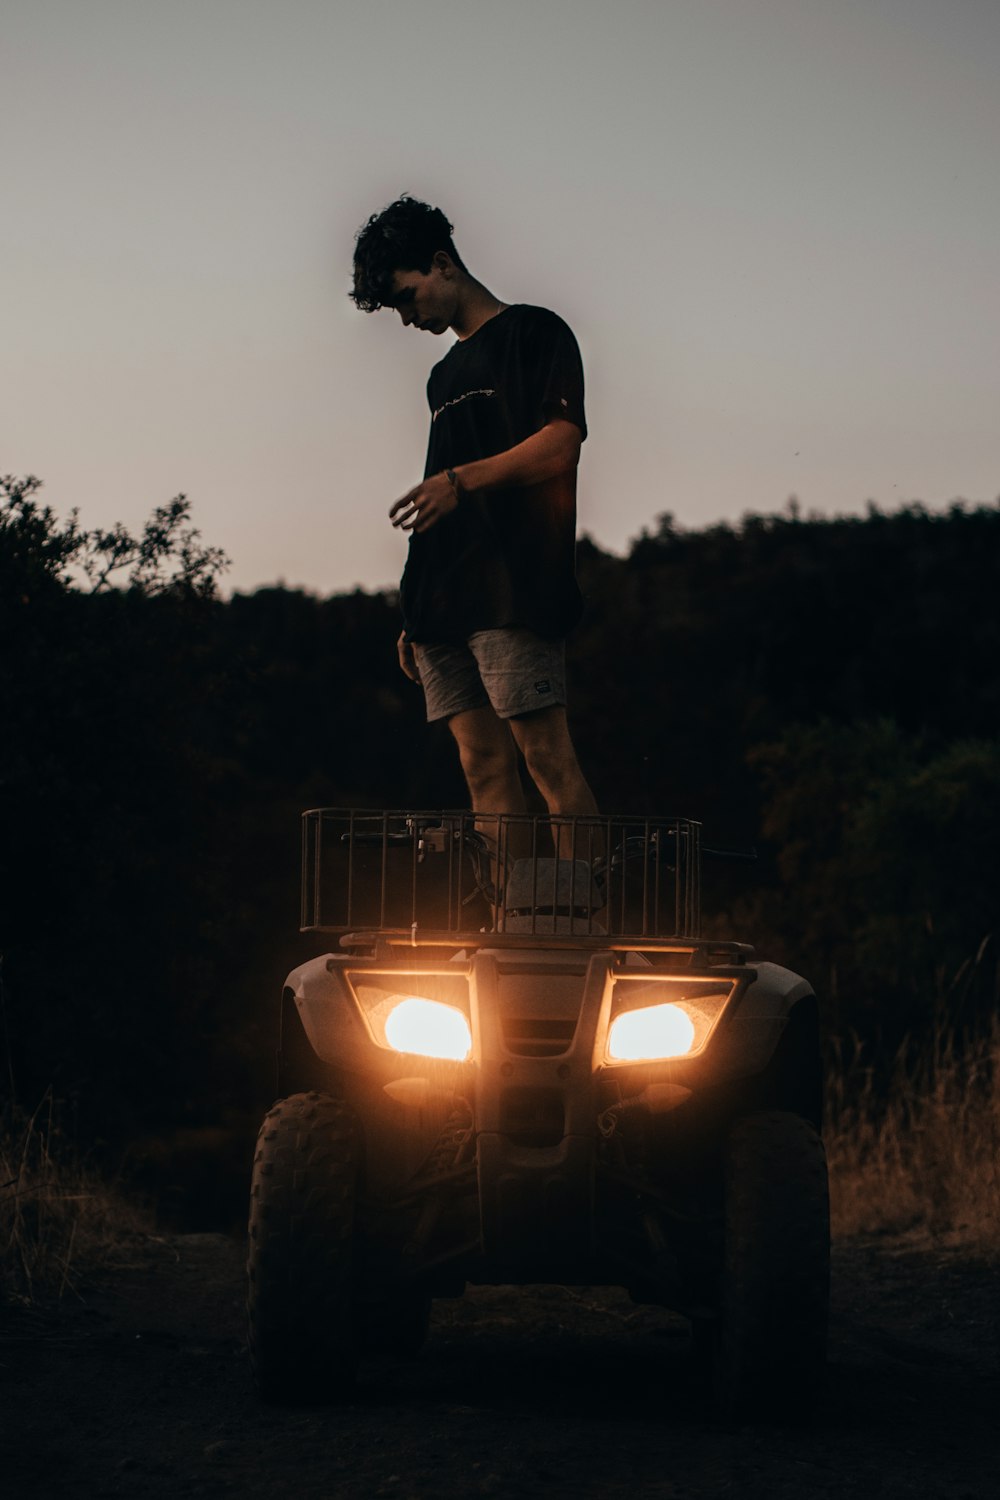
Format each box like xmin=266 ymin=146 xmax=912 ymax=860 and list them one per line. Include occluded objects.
xmin=444 ymin=468 xmax=462 ymax=503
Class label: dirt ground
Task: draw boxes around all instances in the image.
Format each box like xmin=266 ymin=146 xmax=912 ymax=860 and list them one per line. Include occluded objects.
xmin=2 ymin=1230 xmax=997 ymax=1500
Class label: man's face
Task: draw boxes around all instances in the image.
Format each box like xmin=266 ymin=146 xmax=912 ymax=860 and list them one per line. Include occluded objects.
xmin=387 ymin=257 xmax=456 ymax=335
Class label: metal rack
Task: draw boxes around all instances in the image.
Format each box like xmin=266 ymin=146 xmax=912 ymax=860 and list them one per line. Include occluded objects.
xmin=301 ymin=809 xmax=702 ymax=943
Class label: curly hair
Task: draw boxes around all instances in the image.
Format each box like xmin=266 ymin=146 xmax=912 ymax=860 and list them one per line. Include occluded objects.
xmin=350 ymin=195 xmax=465 ymax=313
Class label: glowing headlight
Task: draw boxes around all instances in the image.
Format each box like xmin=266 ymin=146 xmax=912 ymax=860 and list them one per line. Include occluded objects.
xmin=350 ymin=974 xmax=472 ymax=1060
xmin=607 ymin=1003 xmax=697 ymax=1061
xmin=383 ymin=997 xmax=472 ymax=1061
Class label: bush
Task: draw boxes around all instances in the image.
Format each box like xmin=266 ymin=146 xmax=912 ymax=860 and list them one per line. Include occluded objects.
xmin=749 ymin=721 xmax=1000 ymax=1044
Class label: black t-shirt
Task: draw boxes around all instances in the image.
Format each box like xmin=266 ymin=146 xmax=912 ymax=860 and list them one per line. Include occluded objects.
xmin=399 ymin=304 xmax=587 ymax=644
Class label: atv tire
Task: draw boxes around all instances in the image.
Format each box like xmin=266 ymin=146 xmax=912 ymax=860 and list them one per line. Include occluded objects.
xmin=711 ymin=1109 xmax=830 ymax=1421
xmin=247 ymin=1091 xmax=360 ymax=1403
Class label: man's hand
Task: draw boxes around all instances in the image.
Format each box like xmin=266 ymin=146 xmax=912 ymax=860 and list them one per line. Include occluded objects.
xmin=397 ymin=630 xmax=421 ymax=683
xmin=390 ymin=471 xmax=459 ymax=534
xmin=389 ymin=420 xmax=581 ymax=535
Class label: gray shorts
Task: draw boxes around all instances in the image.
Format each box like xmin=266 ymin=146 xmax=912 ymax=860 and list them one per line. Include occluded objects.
xmin=412 ymin=628 xmax=567 ymax=723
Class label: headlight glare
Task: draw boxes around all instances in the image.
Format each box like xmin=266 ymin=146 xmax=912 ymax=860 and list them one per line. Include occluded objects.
xmin=383 ymin=996 xmax=472 ymax=1061
xmin=350 ymin=974 xmax=472 ymax=1061
xmin=607 ymin=1002 xmax=697 ymax=1061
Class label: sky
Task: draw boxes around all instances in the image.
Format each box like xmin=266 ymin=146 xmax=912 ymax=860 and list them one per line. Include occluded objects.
xmin=3 ymin=0 xmax=998 ymax=597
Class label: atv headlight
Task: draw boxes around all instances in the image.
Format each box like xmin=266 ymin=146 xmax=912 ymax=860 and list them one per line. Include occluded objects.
xmin=605 ymin=979 xmax=734 ymax=1063
xmin=607 ymin=1003 xmax=696 ymax=1061
xmin=350 ymin=975 xmax=473 ymax=1062
xmin=383 ymin=997 xmax=472 ymax=1061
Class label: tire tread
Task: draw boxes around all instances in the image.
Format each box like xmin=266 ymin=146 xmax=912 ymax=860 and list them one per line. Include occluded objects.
xmin=247 ymin=1090 xmax=359 ymax=1403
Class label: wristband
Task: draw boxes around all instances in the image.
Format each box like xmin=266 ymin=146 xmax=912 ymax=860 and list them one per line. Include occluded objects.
xmin=444 ymin=468 xmax=462 ymax=503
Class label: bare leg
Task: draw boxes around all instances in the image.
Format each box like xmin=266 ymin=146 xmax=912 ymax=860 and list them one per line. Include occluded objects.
xmin=446 ymin=707 xmax=531 ymax=890
xmin=508 ymin=705 xmax=601 ymax=863
xmin=446 ymin=705 xmax=525 ymax=816
xmin=508 ymin=705 xmax=596 ymax=813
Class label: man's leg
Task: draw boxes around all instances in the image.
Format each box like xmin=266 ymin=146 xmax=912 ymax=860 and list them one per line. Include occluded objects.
xmin=411 ymin=639 xmax=528 ymax=872
xmin=508 ymin=705 xmax=601 ymax=865
xmin=463 ymin=630 xmax=595 ymax=818
xmin=447 ymin=706 xmax=526 ymax=815
xmin=508 ymin=705 xmax=597 ymax=816
xmin=447 ymin=706 xmax=528 ymax=898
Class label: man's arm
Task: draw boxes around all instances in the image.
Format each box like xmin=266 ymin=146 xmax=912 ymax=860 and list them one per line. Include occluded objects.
xmin=389 ymin=418 xmax=582 ymax=534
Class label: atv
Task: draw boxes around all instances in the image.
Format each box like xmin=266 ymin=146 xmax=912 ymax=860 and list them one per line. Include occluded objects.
xmin=247 ymin=810 xmax=829 ymax=1419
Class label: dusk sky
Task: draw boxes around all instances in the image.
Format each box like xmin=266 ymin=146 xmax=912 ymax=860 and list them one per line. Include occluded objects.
xmin=4 ymin=0 xmax=997 ymax=596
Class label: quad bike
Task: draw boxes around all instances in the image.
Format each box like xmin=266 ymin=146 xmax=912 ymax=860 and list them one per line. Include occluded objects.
xmin=247 ymin=810 xmax=829 ymax=1419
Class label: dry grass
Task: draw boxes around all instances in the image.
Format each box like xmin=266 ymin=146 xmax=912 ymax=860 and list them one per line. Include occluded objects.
xmin=1 ymin=1092 xmax=153 ymax=1305
xmin=826 ymin=1019 xmax=1000 ymax=1254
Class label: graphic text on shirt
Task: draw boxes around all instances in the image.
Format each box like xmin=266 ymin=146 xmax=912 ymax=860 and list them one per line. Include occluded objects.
xmin=432 ymin=388 xmax=497 ymax=423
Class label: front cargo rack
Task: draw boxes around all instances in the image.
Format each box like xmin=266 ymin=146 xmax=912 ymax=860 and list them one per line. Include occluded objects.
xmin=301 ymin=810 xmax=702 ymax=943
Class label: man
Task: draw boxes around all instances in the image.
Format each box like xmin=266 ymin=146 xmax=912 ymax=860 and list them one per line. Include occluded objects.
xmin=350 ymin=196 xmax=597 ymax=826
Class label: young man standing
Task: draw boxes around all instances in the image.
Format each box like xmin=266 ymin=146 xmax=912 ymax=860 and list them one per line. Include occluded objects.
xmin=350 ymin=196 xmax=598 ymax=825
